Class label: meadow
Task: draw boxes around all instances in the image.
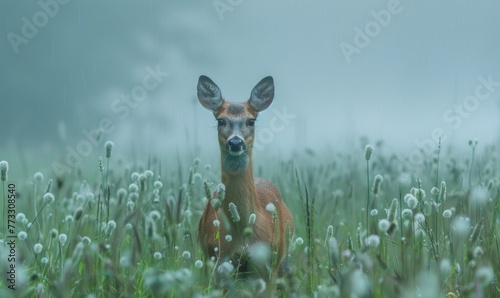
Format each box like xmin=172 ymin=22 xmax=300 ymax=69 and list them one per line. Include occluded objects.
xmin=0 ymin=138 xmax=499 ymax=297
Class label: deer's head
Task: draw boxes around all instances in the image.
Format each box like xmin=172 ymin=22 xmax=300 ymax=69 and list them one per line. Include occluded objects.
xmin=197 ymin=75 xmax=274 ymax=175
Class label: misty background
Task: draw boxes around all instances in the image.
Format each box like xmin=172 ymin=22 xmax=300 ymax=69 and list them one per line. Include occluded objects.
xmin=1 ymin=0 xmax=499 ymax=173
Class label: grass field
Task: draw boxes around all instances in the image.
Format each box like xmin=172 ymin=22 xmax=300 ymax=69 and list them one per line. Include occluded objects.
xmin=0 ymin=138 xmax=499 ymax=297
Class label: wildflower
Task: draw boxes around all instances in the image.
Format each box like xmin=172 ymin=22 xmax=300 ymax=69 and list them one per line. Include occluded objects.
xmin=372 ymin=174 xmax=383 ymax=195
xmin=213 ymin=219 xmax=220 ymax=227
xmin=452 ymin=217 xmax=470 ymax=235
xmin=149 ymin=210 xmax=161 ymax=221
xmin=387 ymin=198 xmax=399 ymax=223
xmin=217 ymin=183 xmax=226 ymax=201
xmin=49 ymin=229 xmax=58 ymax=238
xmin=144 ymin=170 xmax=154 ymax=179
xmin=225 ymin=235 xmax=233 ymax=242
xmin=265 ymin=203 xmax=276 ymax=212
xmin=74 ymin=207 xmax=84 ymax=221
xmin=107 ymin=220 xmax=117 ymax=236
xmin=249 ymin=213 xmax=256 ymax=225
xmin=182 ymin=251 xmax=191 ymax=259
xmin=117 ymin=188 xmax=127 ymax=199
xmin=365 ymin=235 xmax=380 ymax=248
xmin=104 ymin=141 xmax=114 ymax=158
xmin=193 ymin=173 xmax=202 ymax=183
xmin=414 ymin=213 xmax=425 ymax=223
xmin=59 ymin=233 xmax=68 ymax=246
xmin=442 ymin=209 xmax=452 ymax=218
xmin=439 ymin=181 xmax=447 ymax=203
xmin=16 ymin=213 xmax=26 ymax=222
xmin=153 ymin=181 xmax=163 ymax=189
xmin=65 ymin=215 xmax=74 ymax=223
xmin=401 ymin=209 xmax=413 ymax=220
xmin=195 ymin=260 xmax=204 ymax=268
xmin=249 ymin=243 xmax=271 ymax=264
xmin=34 ymin=172 xmax=44 ymax=182
xmin=131 ymin=172 xmax=140 ymax=181
xmin=0 ymin=161 xmax=8 ymax=181
xmin=415 ymin=188 xmax=426 ymax=201
xmin=43 ymin=193 xmax=55 ymax=204
xmin=431 ymin=187 xmax=439 ymax=196
xmin=34 ymin=243 xmax=43 ymax=254
xmin=41 ymin=257 xmax=49 ymax=264
xmin=193 ymin=157 xmax=201 ymax=166
xmin=475 ymin=266 xmax=494 ymax=287
xmin=81 ymin=236 xmax=91 ymax=246
xmin=364 ymin=145 xmax=374 ymax=161
xmin=370 ymin=209 xmax=378 ymax=216
xmin=154 ymin=252 xmax=162 ymax=260
xmin=217 ymin=261 xmax=234 ymax=278
xmin=228 ymin=202 xmax=240 ymax=222
xmin=473 ymin=246 xmax=484 ymax=259
xmin=18 ymin=231 xmax=27 ymax=241
xmin=128 ymin=183 xmax=139 ymax=193
xmin=295 ymin=237 xmax=304 ymax=245
xmin=405 ymin=194 xmax=418 ymax=209
xmin=378 ymin=219 xmax=390 ymax=233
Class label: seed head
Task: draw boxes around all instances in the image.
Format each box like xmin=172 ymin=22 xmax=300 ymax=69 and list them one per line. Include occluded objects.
xmin=34 ymin=243 xmax=43 ymax=254
xmin=59 ymin=233 xmax=68 ymax=246
xmin=372 ymin=174 xmax=383 ymax=195
xmin=74 ymin=207 xmax=84 ymax=221
xmin=18 ymin=231 xmax=27 ymax=241
xmin=364 ymin=145 xmax=374 ymax=161
xmin=365 ymin=235 xmax=380 ymax=248
xmin=195 ymin=260 xmax=204 ymax=268
xmin=442 ymin=209 xmax=452 ymax=219
xmin=43 ymin=193 xmax=55 ymax=204
xmin=34 ymin=172 xmax=44 ymax=182
xmin=104 ymin=141 xmax=114 ymax=158
xmin=370 ymin=209 xmax=378 ymax=216
xmin=387 ymin=198 xmax=399 ymax=223
xmin=228 ymin=202 xmax=240 ymax=222
xmin=182 ymin=251 xmax=191 ymax=259
xmin=378 ymin=219 xmax=390 ymax=233
xmin=401 ymin=208 xmax=413 ymax=220
xmin=217 ymin=183 xmax=226 ymax=201
xmin=0 ymin=161 xmax=8 ymax=181
xmin=249 ymin=213 xmax=256 ymax=225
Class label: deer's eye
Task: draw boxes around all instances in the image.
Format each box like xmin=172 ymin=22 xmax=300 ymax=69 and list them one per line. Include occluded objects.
xmin=217 ymin=119 xmax=226 ymax=127
xmin=247 ymin=119 xmax=256 ymax=127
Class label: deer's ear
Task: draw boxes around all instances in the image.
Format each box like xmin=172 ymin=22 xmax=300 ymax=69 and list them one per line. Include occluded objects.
xmin=249 ymin=76 xmax=274 ymax=112
xmin=197 ymin=75 xmax=223 ymax=112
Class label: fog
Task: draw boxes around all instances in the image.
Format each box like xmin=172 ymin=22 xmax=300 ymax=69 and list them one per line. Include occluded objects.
xmin=1 ymin=0 xmax=499 ymax=167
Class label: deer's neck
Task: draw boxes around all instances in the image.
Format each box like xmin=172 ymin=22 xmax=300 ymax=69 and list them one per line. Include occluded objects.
xmin=221 ymin=153 xmax=256 ymax=228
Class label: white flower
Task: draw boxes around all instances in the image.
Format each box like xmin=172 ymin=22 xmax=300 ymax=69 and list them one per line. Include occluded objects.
xmin=365 ymin=235 xmax=380 ymax=248
xmin=378 ymin=219 xmax=390 ymax=233
xmin=442 ymin=209 xmax=452 ymax=218
xmin=195 ymin=260 xmax=204 ymax=268
xmin=34 ymin=243 xmax=43 ymax=254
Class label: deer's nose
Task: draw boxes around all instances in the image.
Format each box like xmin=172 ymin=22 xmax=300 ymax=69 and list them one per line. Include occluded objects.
xmin=226 ymin=137 xmax=246 ymax=154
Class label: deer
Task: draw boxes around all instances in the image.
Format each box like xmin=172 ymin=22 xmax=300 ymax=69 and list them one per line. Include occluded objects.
xmin=197 ymin=75 xmax=294 ymax=281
